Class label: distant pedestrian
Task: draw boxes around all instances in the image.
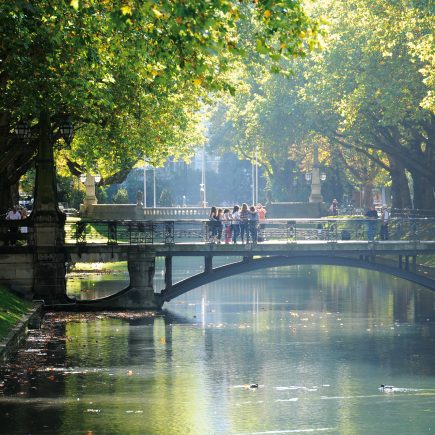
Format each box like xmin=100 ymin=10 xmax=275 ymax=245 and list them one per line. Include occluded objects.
xmin=208 ymin=206 xmax=218 ymax=242
xmin=329 ymin=199 xmax=338 ymax=216
xmin=231 ymin=205 xmax=240 ymax=244
xmin=216 ymin=208 xmax=223 ymax=243
xmin=380 ymin=205 xmax=389 ymax=240
xmin=223 ymin=209 xmax=232 ymax=244
xmin=19 ymin=207 xmax=29 ymax=237
xmin=365 ymin=205 xmax=378 ymax=241
xmin=239 ymin=203 xmax=249 ymax=243
xmin=248 ymin=206 xmax=259 ymax=243
xmin=6 ymin=205 xmax=21 ymax=245
xmin=257 ymin=203 xmax=267 ymax=242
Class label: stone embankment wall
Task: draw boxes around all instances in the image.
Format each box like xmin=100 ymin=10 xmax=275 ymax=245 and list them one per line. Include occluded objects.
xmin=0 ymin=303 xmax=43 ymax=363
xmin=0 ymin=253 xmax=34 ymax=297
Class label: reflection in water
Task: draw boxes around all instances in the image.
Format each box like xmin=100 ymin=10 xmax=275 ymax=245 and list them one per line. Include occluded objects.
xmin=1 ymin=263 xmax=435 ymax=434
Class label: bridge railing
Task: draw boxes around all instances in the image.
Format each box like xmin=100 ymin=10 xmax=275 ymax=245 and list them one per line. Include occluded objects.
xmin=61 ymin=217 xmax=435 ymax=245
xmin=0 ymin=217 xmax=433 ymax=246
xmin=0 ymin=219 xmax=31 ymax=246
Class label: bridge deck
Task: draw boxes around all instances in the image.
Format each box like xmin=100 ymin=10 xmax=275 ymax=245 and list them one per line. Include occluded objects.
xmin=66 ymin=240 xmax=435 ymax=260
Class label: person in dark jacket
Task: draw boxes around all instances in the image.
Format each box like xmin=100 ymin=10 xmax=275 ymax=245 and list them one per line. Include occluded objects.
xmin=365 ymin=205 xmax=378 ymax=241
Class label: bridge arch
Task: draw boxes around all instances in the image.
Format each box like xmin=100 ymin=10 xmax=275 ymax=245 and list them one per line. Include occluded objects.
xmin=159 ymin=255 xmax=435 ymax=303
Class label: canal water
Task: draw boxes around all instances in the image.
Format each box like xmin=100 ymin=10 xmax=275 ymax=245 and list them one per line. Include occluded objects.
xmin=1 ymin=259 xmax=435 ymax=434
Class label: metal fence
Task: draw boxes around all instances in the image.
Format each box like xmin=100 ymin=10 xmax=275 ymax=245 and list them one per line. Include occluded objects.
xmin=0 ymin=217 xmax=434 ymax=246
xmin=63 ymin=218 xmax=435 ymax=245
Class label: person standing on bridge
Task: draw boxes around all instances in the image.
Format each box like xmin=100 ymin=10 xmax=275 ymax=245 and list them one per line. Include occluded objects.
xmin=208 ymin=206 xmax=218 ymax=243
xmin=240 ymin=203 xmax=249 ymax=243
xmin=365 ymin=204 xmax=378 ymax=241
xmin=248 ymin=206 xmax=259 ymax=244
xmin=231 ymin=205 xmax=240 ymax=244
xmin=223 ymin=208 xmax=232 ymax=244
xmin=380 ymin=205 xmax=389 ymax=240
xmin=216 ymin=208 xmax=224 ymax=243
xmin=257 ymin=203 xmax=267 ymax=242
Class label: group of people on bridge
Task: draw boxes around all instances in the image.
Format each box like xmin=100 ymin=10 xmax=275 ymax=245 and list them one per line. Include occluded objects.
xmin=208 ymin=203 xmax=267 ymax=244
xmin=365 ymin=204 xmax=390 ymax=241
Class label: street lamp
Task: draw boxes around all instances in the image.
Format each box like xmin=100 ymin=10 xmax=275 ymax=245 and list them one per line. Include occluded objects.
xmin=320 ymin=172 xmax=327 ymax=182
xmin=14 ymin=121 xmax=31 ymax=140
xmin=200 ymin=146 xmax=206 ymax=208
xmin=200 ymin=183 xmax=206 ymax=208
xmin=59 ymin=118 xmax=74 ymax=146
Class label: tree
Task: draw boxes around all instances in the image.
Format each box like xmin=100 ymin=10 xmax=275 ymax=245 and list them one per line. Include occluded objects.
xmin=302 ymin=0 xmax=435 ymax=209
xmin=0 ymin=0 xmax=320 ymax=214
xmin=209 ymin=0 xmax=435 ymax=209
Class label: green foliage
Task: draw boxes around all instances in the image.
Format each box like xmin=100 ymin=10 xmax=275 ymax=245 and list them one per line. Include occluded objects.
xmin=0 ymin=0 xmax=319 ymax=201
xmin=208 ymin=0 xmax=435 ymax=208
xmin=158 ymin=188 xmax=173 ymax=207
xmin=112 ymin=187 xmax=129 ymax=204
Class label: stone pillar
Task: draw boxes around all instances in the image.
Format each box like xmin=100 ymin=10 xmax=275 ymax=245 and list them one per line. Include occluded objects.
xmin=31 ymin=111 xmax=68 ymax=304
xmin=84 ymin=173 xmax=98 ymax=206
xmin=309 ymin=146 xmax=323 ymax=203
xmin=125 ymin=249 xmax=161 ymax=309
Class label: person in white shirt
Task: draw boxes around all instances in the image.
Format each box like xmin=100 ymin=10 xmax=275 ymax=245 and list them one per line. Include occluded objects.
xmin=6 ymin=206 xmax=21 ymax=245
xmin=380 ymin=205 xmax=389 ymax=240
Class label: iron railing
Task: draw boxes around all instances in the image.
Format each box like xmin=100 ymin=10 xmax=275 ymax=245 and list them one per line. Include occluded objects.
xmin=63 ymin=217 xmax=435 ymax=245
xmin=1 ymin=217 xmax=434 ymax=246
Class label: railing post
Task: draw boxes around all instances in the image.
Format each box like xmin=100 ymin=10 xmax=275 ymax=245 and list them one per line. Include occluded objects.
xmin=164 ymin=221 xmax=174 ymax=244
xmin=286 ymin=221 xmax=295 ymax=242
xmin=75 ymin=221 xmax=87 ymax=244
xmin=108 ymin=221 xmax=117 ymax=244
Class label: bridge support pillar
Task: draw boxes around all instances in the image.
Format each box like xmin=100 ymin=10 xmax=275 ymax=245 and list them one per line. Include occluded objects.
xmin=123 ymin=249 xmax=160 ymax=309
xmin=165 ymin=256 xmax=172 ymax=290
xmin=33 ymin=248 xmax=68 ymax=304
xmin=205 ymin=256 xmax=212 ymax=273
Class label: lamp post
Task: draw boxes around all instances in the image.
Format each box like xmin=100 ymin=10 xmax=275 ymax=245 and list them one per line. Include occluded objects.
xmin=15 ymin=112 xmax=74 ymax=303
xmin=200 ymin=146 xmax=207 ymax=207
xmin=153 ymin=167 xmax=156 ymax=208
xmin=251 ymin=148 xmax=259 ymax=205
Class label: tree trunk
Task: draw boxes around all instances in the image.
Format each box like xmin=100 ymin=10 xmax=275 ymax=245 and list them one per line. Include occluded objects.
xmin=0 ymin=172 xmax=16 ymax=216
xmin=388 ymin=155 xmax=412 ymax=209
xmin=411 ymin=172 xmax=435 ymax=210
xmin=363 ymin=182 xmax=373 ymax=210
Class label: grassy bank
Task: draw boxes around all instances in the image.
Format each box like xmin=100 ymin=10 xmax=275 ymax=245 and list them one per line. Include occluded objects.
xmin=70 ymin=261 xmax=127 ymax=273
xmin=0 ymin=286 xmax=32 ymax=340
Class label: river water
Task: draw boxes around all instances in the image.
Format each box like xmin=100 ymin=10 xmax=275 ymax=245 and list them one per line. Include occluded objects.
xmin=1 ymin=259 xmax=435 ymax=434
